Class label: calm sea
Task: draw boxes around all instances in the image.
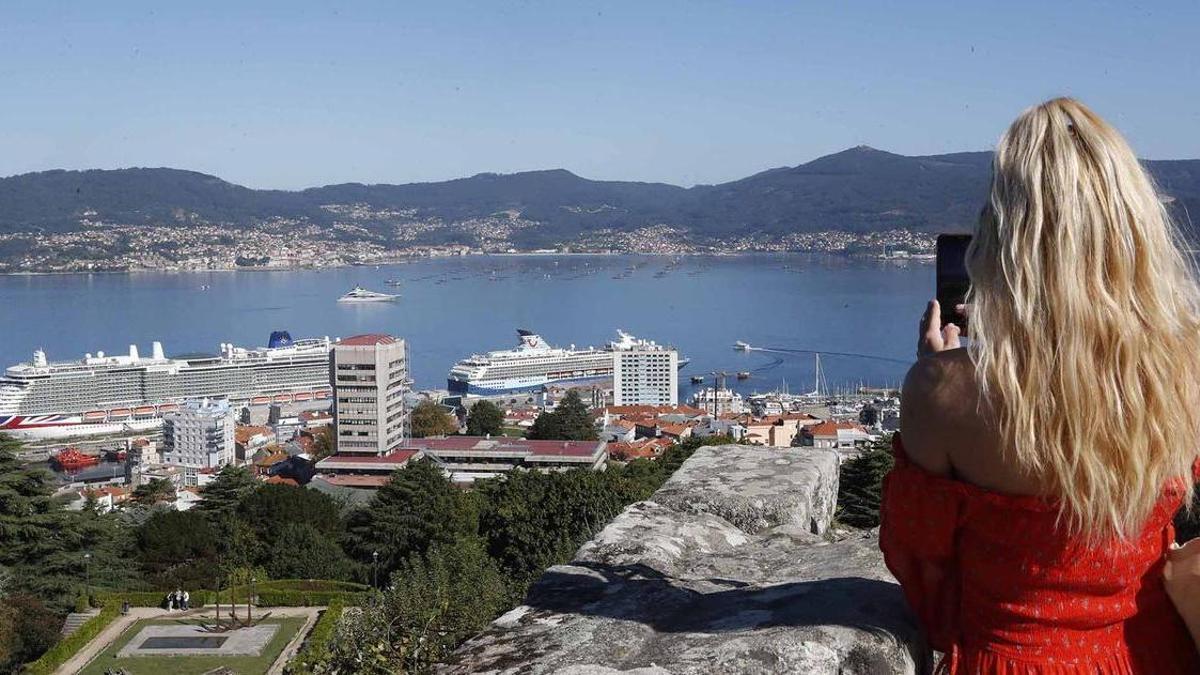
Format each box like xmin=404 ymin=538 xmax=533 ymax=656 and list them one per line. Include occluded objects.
xmin=0 ymin=255 xmax=933 ymax=398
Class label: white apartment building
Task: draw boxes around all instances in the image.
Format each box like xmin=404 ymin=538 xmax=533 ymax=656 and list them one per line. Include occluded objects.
xmin=162 ymin=398 xmax=235 ymax=469
xmin=612 ymin=338 xmax=678 ymax=406
xmin=332 ymin=334 xmax=410 ymax=456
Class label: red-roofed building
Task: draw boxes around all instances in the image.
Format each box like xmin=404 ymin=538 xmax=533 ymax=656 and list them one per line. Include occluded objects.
xmin=802 ymin=421 xmax=873 ymax=450
xmin=608 ymin=437 xmax=673 ymax=461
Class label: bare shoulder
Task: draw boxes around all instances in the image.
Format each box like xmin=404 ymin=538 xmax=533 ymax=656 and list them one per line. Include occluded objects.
xmin=900 ymin=348 xmax=978 ymax=476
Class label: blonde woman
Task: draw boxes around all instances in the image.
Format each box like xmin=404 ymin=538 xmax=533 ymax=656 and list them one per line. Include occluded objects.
xmin=880 ymin=98 xmax=1200 ymax=672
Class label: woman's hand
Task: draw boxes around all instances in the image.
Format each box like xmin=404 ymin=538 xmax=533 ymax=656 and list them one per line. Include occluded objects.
xmin=1164 ymin=537 xmax=1200 ymax=650
xmin=917 ymin=300 xmax=962 ymax=358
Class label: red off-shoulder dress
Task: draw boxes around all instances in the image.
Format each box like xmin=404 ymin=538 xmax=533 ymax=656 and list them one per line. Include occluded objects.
xmin=880 ymin=435 xmax=1200 ymax=673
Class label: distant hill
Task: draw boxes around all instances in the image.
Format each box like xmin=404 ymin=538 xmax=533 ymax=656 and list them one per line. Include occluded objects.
xmin=2 ymin=148 xmax=1198 ymax=243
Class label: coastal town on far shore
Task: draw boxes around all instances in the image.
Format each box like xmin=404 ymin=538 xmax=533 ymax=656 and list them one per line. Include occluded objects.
xmin=0 ymin=210 xmax=937 ymax=273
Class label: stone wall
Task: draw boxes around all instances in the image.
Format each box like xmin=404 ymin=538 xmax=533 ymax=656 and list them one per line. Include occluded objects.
xmin=438 ymin=445 xmax=929 ymax=674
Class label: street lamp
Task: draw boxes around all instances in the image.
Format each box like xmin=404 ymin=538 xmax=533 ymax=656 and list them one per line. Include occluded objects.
xmin=372 ymin=551 xmax=379 ymax=589
xmin=83 ymin=553 xmax=92 ymax=606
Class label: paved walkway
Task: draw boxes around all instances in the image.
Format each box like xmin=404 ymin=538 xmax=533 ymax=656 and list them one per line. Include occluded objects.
xmin=55 ymin=605 xmax=324 ymax=675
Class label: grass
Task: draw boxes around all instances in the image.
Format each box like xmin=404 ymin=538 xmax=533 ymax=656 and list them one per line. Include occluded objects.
xmin=78 ymin=616 xmax=306 ymax=675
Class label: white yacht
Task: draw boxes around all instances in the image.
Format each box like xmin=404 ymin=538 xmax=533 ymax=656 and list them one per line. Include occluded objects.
xmin=338 ymin=286 xmax=399 ymax=303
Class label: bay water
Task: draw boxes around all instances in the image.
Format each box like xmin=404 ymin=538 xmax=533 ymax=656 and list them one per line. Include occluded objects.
xmin=0 ymin=254 xmax=934 ymax=399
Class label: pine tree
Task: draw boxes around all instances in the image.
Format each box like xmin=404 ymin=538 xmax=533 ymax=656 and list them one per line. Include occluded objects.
xmin=527 ymin=391 xmax=598 ymax=441
xmin=835 ymin=436 xmax=895 ymax=529
xmin=0 ymin=435 xmax=60 ymax=570
xmin=343 ymin=459 xmax=476 ymax=583
xmin=195 ymin=465 xmax=257 ymax=518
xmin=130 ymin=478 xmax=176 ymax=506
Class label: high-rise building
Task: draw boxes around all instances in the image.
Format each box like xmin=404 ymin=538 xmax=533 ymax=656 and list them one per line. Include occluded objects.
xmin=162 ymin=398 xmax=235 ymax=468
xmin=332 ymin=334 xmax=409 ymax=456
xmin=611 ymin=338 xmax=678 ymax=406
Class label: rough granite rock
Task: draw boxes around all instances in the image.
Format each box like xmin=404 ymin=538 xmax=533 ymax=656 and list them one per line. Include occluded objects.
xmin=438 ymin=445 xmax=929 ymax=675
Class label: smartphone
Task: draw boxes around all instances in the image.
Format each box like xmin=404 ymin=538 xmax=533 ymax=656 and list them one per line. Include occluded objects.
xmin=936 ymin=234 xmax=971 ymax=332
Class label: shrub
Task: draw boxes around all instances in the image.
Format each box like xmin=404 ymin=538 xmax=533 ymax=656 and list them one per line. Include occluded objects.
xmin=94 ymin=590 xmax=211 ymax=608
xmin=256 ymin=590 xmax=365 ymax=607
xmin=284 ymin=600 xmax=345 ymax=674
xmin=22 ymin=603 xmax=119 ymax=675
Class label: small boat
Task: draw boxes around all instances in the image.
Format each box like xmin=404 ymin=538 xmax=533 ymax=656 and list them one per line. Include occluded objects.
xmin=737 ymin=371 xmax=751 ymax=380
xmin=338 ymin=286 xmax=399 ymax=303
xmin=385 ymin=279 xmax=403 ymax=287
xmin=690 ymin=375 xmax=704 ymax=385
xmin=51 ymin=447 xmax=101 ymax=471
xmin=734 ymin=341 xmax=751 ymax=351
xmin=108 ymin=408 xmax=131 ymax=420
xmin=315 ymin=390 xmax=331 ymax=399
xmin=294 ymin=392 xmax=313 ymax=402
xmin=273 ymin=394 xmax=292 ymax=404
xmin=83 ymin=410 xmax=107 ymax=422
xmin=250 ymin=396 xmax=271 ymax=406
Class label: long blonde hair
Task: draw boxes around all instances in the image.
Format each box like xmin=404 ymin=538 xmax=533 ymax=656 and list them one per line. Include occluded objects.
xmin=967 ymin=97 xmax=1200 ymax=540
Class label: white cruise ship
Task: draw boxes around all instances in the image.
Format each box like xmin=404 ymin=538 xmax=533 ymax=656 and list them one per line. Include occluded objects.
xmin=447 ymin=329 xmax=688 ymax=396
xmin=0 ymin=331 xmax=332 ymax=441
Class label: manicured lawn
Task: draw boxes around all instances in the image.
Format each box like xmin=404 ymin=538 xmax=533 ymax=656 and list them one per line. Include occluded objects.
xmin=79 ymin=617 xmax=306 ymax=675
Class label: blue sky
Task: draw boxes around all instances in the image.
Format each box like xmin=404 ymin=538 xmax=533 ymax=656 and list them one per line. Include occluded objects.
xmin=1 ymin=1 xmax=1197 ymax=189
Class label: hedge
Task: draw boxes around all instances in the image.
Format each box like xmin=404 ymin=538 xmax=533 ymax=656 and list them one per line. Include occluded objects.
xmin=258 ymin=579 xmax=368 ymax=593
xmin=94 ymin=590 xmax=215 ymax=608
xmin=23 ymin=602 xmax=120 ymax=675
xmin=284 ymin=600 xmax=345 ymax=674
xmin=96 ymin=587 xmax=363 ymax=608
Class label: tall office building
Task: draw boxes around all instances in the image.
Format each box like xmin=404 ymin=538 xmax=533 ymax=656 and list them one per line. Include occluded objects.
xmin=162 ymin=398 xmax=235 ymax=468
xmin=612 ymin=338 xmax=679 ymax=406
xmin=332 ymin=334 xmax=409 ymax=456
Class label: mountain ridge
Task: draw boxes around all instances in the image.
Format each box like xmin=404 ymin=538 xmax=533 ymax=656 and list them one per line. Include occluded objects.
xmin=2 ymin=148 xmax=1198 ymax=243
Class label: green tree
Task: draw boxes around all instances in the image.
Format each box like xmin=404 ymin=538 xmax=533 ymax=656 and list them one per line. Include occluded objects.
xmin=196 ymin=465 xmax=257 ymax=519
xmin=836 ymin=436 xmax=895 ymax=529
xmin=0 ymin=435 xmax=137 ymax=612
xmin=264 ymin=523 xmax=352 ymax=581
xmin=478 ymin=469 xmax=625 ymax=586
xmin=320 ymin=538 xmax=509 ymax=673
xmin=526 ymin=391 xmax=597 ymax=441
xmin=343 ymin=460 xmax=477 ymax=584
xmin=130 ymin=478 xmax=175 ymax=506
xmin=465 ymin=400 xmax=504 ymax=437
xmin=238 ymin=483 xmax=342 ymax=551
xmin=136 ymin=510 xmax=220 ymax=589
xmin=410 ymin=400 xmax=458 ymax=438
xmin=0 ymin=436 xmax=62 ymax=571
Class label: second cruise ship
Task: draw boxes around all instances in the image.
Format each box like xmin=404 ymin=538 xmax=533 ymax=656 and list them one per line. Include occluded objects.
xmin=447 ymin=329 xmax=688 ymax=396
